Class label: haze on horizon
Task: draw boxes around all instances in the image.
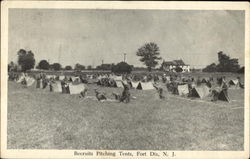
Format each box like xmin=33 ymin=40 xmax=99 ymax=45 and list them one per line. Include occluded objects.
xmin=8 ymin=9 xmax=245 ymax=69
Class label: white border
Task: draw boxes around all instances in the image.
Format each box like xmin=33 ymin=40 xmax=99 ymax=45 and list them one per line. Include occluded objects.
xmin=1 ymin=1 xmax=249 ymax=159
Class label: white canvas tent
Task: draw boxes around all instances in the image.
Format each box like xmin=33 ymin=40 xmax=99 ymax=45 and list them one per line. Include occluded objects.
xmin=59 ymin=76 xmax=65 ymax=81
xmin=177 ymin=84 xmax=189 ymax=96
xmin=68 ymin=83 xmax=86 ymax=94
xmin=137 ymin=82 xmax=154 ymax=90
xmin=114 ymin=80 xmax=124 ymax=88
xmin=191 ymin=84 xmax=210 ymax=99
xmin=53 ymin=82 xmax=62 ymax=93
xmin=130 ymin=81 xmax=139 ymax=88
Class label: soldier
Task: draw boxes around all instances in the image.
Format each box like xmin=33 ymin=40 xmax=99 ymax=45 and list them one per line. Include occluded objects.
xmin=21 ymin=77 xmax=27 ymax=88
xmin=94 ymin=89 xmax=107 ymax=101
xmin=48 ymin=79 xmax=53 ymax=92
xmin=153 ymin=84 xmax=165 ymax=99
xmin=221 ymin=80 xmax=228 ymax=97
xmin=119 ymin=84 xmax=131 ymax=103
xmin=36 ymin=74 xmax=41 ymax=88
xmin=79 ymin=87 xmax=88 ymax=98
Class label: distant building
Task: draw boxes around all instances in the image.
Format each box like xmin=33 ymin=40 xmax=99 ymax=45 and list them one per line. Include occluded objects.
xmin=162 ymin=59 xmax=190 ymax=72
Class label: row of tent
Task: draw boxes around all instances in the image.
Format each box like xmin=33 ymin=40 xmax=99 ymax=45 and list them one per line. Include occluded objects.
xmin=34 ymin=78 xmax=86 ymax=95
xmin=99 ymin=79 xmax=155 ymax=90
xmin=13 ymin=74 xmax=156 ymax=91
xmin=176 ymin=83 xmax=229 ymax=102
xmin=12 ymin=74 xmax=232 ymax=102
xmin=14 ymin=75 xmax=86 ymax=94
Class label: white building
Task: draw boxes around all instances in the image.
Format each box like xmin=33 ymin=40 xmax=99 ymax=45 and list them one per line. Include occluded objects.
xmin=162 ymin=59 xmax=190 ymax=72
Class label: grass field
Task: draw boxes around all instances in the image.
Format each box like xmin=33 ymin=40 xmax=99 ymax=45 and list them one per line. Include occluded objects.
xmin=7 ymin=80 xmax=244 ymax=150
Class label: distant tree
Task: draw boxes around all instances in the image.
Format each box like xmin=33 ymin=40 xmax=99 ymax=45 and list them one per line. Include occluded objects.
xmin=50 ymin=63 xmax=61 ymax=71
xmin=175 ymin=66 xmax=183 ymax=73
xmin=96 ymin=64 xmax=112 ymax=70
xmin=136 ymin=42 xmax=162 ymax=72
xmin=65 ymin=65 xmax=72 ymax=70
xmin=202 ymin=63 xmax=217 ymax=72
xmin=111 ymin=62 xmax=133 ymax=74
xmin=37 ymin=60 xmax=50 ymax=70
xmin=216 ymin=51 xmax=240 ymax=72
xmin=202 ymin=51 xmax=241 ymax=73
xmin=74 ymin=63 xmax=85 ymax=70
xmin=87 ymin=65 xmax=92 ymax=70
xmin=17 ymin=49 xmax=35 ymax=72
xmin=237 ymin=66 xmax=244 ymax=74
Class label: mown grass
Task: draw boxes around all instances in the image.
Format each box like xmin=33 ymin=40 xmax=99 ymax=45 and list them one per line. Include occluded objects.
xmin=7 ymin=81 xmax=244 ymax=150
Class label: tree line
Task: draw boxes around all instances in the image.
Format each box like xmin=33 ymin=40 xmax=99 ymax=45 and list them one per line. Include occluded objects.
xmin=8 ymin=44 xmax=244 ymax=74
xmin=8 ymin=42 xmax=163 ymax=73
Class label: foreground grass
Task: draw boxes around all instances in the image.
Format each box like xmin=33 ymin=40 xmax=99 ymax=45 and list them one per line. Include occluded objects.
xmin=7 ymin=81 xmax=244 ymax=150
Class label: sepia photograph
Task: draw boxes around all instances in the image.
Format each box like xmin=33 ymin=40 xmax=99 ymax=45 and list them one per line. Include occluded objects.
xmin=1 ymin=1 xmax=249 ymax=159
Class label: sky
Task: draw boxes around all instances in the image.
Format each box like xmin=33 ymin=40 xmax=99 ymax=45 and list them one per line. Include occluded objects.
xmin=8 ymin=9 xmax=245 ymax=68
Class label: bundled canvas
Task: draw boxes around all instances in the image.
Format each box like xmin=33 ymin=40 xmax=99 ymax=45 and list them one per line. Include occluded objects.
xmin=68 ymin=83 xmax=86 ymax=94
xmin=25 ymin=77 xmax=35 ymax=87
xmin=177 ymin=84 xmax=189 ymax=96
xmin=59 ymin=76 xmax=65 ymax=81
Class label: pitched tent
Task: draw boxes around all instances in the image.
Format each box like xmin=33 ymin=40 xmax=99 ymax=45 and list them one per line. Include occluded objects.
xmin=229 ymin=79 xmax=239 ymax=88
xmin=115 ymin=80 xmax=124 ymax=88
xmin=229 ymin=79 xmax=239 ymax=85
xmin=218 ymin=91 xmax=230 ymax=102
xmin=177 ymin=84 xmax=189 ymax=96
xmin=68 ymin=83 xmax=86 ymax=94
xmin=25 ymin=77 xmax=35 ymax=87
xmin=191 ymin=84 xmax=210 ymax=99
xmin=137 ymin=82 xmax=154 ymax=90
xmin=130 ymin=81 xmax=139 ymax=88
xmin=16 ymin=76 xmax=25 ymax=83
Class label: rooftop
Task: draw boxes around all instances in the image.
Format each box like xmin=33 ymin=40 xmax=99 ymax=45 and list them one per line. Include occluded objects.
xmin=162 ymin=59 xmax=188 ymax=66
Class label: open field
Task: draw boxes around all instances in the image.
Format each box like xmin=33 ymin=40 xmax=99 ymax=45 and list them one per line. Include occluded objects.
xmin=7 ymin=80 xmax=244 ymax=150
